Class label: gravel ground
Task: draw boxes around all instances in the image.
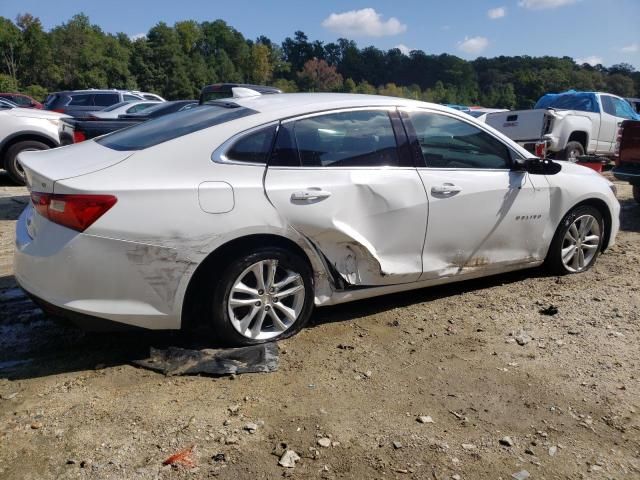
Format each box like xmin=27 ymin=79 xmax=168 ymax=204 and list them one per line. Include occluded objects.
xmin=0 ymin=171 xmax=639 ymax=479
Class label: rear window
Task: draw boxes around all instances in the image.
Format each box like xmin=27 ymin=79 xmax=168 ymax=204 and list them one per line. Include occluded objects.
xmin=69 ymin=94 xmax=93 ymax=106
xmin=97 ymin=104 xmax=256 ymax=151
xmin=93 ymin=93 xmax=119 ymax=106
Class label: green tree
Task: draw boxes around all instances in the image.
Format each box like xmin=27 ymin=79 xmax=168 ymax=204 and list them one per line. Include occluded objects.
xmin=0 ymin=17 xmax=22 ymax=85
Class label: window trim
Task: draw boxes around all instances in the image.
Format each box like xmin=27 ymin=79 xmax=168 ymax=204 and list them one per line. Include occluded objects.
xmin=399 ymin=107 xmax=523 ymax=171
xmin=273 ymin=106 xmax=413 ymax=170
xmin=212 ymin=121 xmax=280 ymax=166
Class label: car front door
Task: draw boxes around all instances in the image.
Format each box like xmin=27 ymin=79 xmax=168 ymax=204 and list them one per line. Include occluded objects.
xmin=264 ymin=108 xmax=429 ymax=286
xmin=401 ymin=108 xmax=550 ymax=280
xmin=599 ymin=95 xmax=621 ymax=154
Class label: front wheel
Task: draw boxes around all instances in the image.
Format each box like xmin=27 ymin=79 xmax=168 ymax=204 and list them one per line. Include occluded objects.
xmin=210 ymin=247 xmax=314 ymax=345
xmin=4 ymin=140 xmax=50 ymax=185
xmin=546 ymin=205 xmax=604 ymax=275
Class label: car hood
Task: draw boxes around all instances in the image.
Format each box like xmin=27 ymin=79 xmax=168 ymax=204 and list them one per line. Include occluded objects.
xmin=11 ymin=107 xmax=69 ymax=120
xmin=554 ymin=160 xmax=601 ymax=177
xmin=18 ymin=140 xmax=134 ymax=193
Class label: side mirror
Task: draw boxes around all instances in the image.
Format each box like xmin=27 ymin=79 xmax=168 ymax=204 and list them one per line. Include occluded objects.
xmin=516 ymin=158 xmax=562 ymax=175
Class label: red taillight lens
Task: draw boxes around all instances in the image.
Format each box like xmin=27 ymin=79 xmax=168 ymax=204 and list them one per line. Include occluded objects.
xmin=73 ymin=130 xmax=86 ymax=143
xmin=535 ymin=141 xmax=546 ymax=158
xmin=52 ymin=108 xmax=64 ymax=113
xmin=30 ymin=192 xmax=117 ymax=232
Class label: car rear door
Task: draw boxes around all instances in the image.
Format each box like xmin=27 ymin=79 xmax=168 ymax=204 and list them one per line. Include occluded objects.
xmin=264 ymin=108 xmax=429 ymax=286
xmin=401 ymin=108 xmax=550 ymax=280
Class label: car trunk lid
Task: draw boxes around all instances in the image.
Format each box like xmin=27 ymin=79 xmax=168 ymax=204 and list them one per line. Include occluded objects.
xmin=18 ymin=140 xmax=135 ymax=193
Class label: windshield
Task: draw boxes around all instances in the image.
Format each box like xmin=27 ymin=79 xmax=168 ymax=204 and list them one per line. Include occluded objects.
xmin=102 ymin=101 xmax=130 ymax=112
xmin=97 ymin=104 xmax=256 ymax=151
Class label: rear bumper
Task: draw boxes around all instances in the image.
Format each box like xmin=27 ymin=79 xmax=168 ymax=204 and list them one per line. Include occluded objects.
xmin=14 ymin=206 xmax=184 ymax=330
xmin=612 ymin=165 xmax=640 ymax=185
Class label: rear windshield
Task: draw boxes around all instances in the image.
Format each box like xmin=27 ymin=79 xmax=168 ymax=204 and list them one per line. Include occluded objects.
xmin=534 ymin=93 xmax=598 ymax=113
xmin=97 ymin=104 xmax=256 ymax=151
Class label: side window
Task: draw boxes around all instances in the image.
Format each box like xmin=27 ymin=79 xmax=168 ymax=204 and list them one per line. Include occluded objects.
xmin=123 ymin=94 xmax=140 ymax=101
xmin=601 ymin=95 xmax=616 ymax=116
xmin=269 ymin=123 xmax=299 ymax=167
xmin=13 ymin=96 xmax=30 ymax=106
xmin=93 ymin=93 xmax=119 ymax=107
xmin=612 ymin=97 xmax=636 ymax=119
xmin=68 ymin=94 xmax=93 ymax=106
xmin=407 ymin=111 xmax=511 ymax=169
xmin=226 ymin=125 xmax=277 ymax=164
xmin=294 ymin=110 xmax=399 ymax=167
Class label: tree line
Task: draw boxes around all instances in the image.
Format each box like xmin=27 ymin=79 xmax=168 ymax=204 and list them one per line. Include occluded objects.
xmin=1 ymin=13 xmax=638 ymax=108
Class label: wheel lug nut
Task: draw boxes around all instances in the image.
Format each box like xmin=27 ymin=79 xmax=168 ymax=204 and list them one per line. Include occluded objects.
xmin=273 ymin=297 xmax=278 ymax=303
xmin=258 ymin=289 xmax=264 ymax=295
xmin=269 ymin=287 xmax=275 ymax=293
xmin=255 ymin=301 xmax=261 ymax=307
xmin=265 ymin=305 xmax=271 ymax=311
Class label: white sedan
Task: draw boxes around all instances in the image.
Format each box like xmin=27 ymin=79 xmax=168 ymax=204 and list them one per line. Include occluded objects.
xmin=90 ymin=100 xmax=160 ymax=119
xmin=15 ymin=93 xmax=620 ymax=345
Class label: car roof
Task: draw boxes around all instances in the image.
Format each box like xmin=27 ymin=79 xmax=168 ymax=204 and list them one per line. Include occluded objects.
xmin=229 ymin=92 xmax=453 ymax=118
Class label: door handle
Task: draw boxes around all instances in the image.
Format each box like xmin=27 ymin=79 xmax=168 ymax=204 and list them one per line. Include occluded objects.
xmin=291 ymin=189 xmax=332 ymax=201
xmin=431 ymin=184 xmax=462 ymax=195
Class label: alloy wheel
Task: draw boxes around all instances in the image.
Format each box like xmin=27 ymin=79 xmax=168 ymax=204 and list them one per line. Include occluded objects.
xmin=227 ymin=259 xmax=305 ymax=340
xmin=560 ymin=214 xmax=601 ymax=272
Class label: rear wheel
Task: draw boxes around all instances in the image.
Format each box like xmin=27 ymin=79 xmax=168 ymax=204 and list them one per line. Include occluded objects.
xmin=546 ymin=205 xmax=604 ymax=275
xmin=633 ymin=185 xmax=640 ymax=204
xmin=561 ymin=141 xmax=585 ymax=162
xmin=210 ymin=247 xmax=314 ymax=345
xmin=4 ymin=140 xmax=50 ymax=185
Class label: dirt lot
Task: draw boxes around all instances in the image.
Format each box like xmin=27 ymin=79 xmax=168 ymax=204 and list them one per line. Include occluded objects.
xmin=0 ymin=172 xmax=639 ymax=479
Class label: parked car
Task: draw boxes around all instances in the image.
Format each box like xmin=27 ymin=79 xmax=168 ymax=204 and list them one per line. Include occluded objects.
xmin=612 ymin=119 xmax=640 ymax=203
xmin=43 ymin=90 xmax=144 ymax=117
xmin=117 ymin=100 xmax=197 ymax=119
xmin=129 ymin=91 xmax=166 ymax=102
xmin=199 ymin=83 xmax=282 ymax=104
xmin=0 ymin=98 xmax=18 ymax=109
xmin=625 ymin=98 xmax=640 ymax=114
xmin=89 ymin=100 xmax=161 ymax=119
xmin=59 ymin=100 xmax=199 ymax=144
xmin=0 ymin=106 xmax=68 ymax=184
xmin=0 ymin=93 xmax=43 ymax=109
xmin=485 ymin=91 xmax=640 ymax=160
xmin=15 ymin=93 xmax=619 ymax=345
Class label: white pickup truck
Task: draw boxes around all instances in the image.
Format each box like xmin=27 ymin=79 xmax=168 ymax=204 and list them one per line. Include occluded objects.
xmin=484 ymin=91 xmax=640 ymax=161
xmin=0 ymin=102 xmax=68 ymax=184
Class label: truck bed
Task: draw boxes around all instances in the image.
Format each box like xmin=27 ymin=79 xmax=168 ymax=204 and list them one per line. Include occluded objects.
xmin=484 ymin=109 xmax=551 ymax=147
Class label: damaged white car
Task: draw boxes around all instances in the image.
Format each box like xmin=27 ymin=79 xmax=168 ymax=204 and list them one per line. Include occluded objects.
xmin=15 ymin=93 xmax=620 ymax=345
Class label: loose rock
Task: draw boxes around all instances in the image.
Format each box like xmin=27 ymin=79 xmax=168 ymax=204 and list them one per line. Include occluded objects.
xmin=278 ymin=450 xmax=300 ymax=468
xmin=417 ymin=415 xmax=434 ymax=424
xmin=512 ymin=470 xmax=530 ymax=480
xmin=499 ymin=436 xmax=514 ymax=447
xmin=393 ymin=441 xmax=403 ymax=449
xmin=317 ymin=438 xmax=331 ymax=448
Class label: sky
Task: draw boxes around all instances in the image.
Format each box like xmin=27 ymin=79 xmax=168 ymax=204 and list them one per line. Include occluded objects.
xmin=1 ymin=0 xmax=639 ymax=68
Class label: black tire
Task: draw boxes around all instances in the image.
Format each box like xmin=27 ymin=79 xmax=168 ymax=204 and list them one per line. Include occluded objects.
xmin=210 ymin=247 xmax=314 ymax=346
xmin=4 ymin=140 xmax=50 ymax=185
xmin=560 ymin=141 xmax=585 ymax=162
xmin=633 ymin=185 xmax=640 ymax=204
xmin=545 ymin=205 xmax=604 ymax=275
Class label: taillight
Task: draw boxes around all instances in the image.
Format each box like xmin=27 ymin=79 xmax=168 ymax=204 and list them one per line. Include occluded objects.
xmin=30 ymin=192 xmax=117 ymax=232
xmin=73 ymin=130 xmax=86 ymax=143
xmin=52 ymin=108 xmax=64 ymax=113
xmin=535 ymin=141 xmax=547 ymax=159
